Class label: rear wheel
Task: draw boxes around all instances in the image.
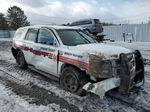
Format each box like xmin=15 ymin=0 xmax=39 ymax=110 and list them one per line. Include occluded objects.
xmin=16 ymin=50 xmax=27 ymax=69
xmin=60 ymin=66 xmax=87 ymax=95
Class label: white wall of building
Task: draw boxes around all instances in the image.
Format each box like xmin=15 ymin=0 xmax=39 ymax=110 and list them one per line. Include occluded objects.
xmin=103 ymin=23 xmax=150 ymax=42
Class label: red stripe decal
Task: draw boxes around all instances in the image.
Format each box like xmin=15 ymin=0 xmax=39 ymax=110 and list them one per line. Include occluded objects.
xmin=59 ymin=56 xmax=90 ymax=69
xmin=15 ymin=44 xmax=90 ymax=69
xmin=15 ymin=44 xmax=53 ymax=59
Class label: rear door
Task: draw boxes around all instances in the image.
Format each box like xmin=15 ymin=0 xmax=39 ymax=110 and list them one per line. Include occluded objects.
xmin=23 ymin=28 xmax=38 ymax=65
xmin=33 ymin=28 xmax=59 ymax=76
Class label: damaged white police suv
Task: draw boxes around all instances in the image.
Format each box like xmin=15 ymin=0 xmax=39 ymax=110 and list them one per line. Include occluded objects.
xmin=11 ymin=25 xmax=144 ymax=97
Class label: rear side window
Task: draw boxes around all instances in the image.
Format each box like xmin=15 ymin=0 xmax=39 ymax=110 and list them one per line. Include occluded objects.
xmin=26 ymin=29 xmax=38 ymax=42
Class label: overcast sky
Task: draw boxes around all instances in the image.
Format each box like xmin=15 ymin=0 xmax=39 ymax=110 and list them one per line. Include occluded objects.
xmin=0 ymin=0 xmax=150 ymax=25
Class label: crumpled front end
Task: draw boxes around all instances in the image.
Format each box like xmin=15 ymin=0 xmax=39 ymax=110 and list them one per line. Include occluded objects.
xmin=84 ymin=50 xmax=145 ymax=97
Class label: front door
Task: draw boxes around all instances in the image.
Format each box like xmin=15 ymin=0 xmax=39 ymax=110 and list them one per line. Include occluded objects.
xmin=33 ymin=28 xmax=59 ymax=76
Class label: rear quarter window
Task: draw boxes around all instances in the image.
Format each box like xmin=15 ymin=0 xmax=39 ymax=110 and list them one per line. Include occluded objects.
xmin=14 ymin=28 xmax=25 ymax=40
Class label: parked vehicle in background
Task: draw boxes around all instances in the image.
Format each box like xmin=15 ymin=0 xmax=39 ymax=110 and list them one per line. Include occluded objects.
xmin=11 ymin=25 xmax=144 ymax=97
xmin=70 ymin=19 xmax=103 ymax=35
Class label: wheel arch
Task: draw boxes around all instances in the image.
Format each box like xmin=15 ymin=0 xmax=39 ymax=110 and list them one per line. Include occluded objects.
xmin=60 ymin=63 xmax=86 ymax=75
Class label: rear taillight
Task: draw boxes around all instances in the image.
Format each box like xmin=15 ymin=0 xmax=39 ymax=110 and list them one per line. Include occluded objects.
xmin=92 ymin=25 xmax=102 ymax=27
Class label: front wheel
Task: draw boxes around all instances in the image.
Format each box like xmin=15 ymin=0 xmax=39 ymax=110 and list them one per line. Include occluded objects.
xmin=16 ymin=50 xmax=27 ymax=69
xmin=60 ymin=66 xmax=87 ymax=95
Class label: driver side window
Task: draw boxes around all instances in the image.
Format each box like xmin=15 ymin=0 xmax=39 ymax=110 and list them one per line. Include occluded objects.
xmin=37 ymin=29 xmax=54 ymax=45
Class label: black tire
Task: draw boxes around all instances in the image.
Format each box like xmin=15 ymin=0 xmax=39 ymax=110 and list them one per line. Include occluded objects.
xmin=60 ymin=66 xmax=87 ymax=96
xmin=16 ymin=50 xmax=27 ymax=69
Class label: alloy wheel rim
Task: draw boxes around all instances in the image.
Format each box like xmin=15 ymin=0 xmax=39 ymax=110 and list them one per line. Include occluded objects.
xmin=64 ymin=73 xmax=78 ymax=92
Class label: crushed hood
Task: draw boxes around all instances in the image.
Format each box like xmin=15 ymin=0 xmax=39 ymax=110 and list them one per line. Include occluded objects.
xmin=72 ymin=43 xmax=132 ymax=58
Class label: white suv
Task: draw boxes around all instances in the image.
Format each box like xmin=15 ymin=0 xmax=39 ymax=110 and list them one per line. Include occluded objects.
xmin=11 ymin=25 xmax=144 ymax=96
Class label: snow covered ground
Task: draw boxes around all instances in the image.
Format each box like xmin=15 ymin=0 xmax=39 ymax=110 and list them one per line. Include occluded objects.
xmin=0 ymin=82 xmax=67 ymax=112
xmin=0 ymin=38 xmax=150 ymax=112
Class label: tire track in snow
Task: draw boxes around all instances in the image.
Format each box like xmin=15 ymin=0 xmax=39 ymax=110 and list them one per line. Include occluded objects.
xmin=0 ymin=70 xmax=80 ymax=112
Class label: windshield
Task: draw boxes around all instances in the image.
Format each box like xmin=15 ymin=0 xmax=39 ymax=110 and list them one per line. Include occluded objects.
xmin=56 ymin=29 xmax=96 ymax=46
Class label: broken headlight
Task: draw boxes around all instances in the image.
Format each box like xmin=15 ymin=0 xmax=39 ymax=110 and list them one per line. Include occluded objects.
xmin=99 ymin=60 xmax=113 ymax=77
xmin=89 ymin=58 xmax=113 ymax=78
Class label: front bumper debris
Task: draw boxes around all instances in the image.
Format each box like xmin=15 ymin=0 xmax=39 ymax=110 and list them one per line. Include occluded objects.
xmin=83 ymin=77 xmax=120 ymax=98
